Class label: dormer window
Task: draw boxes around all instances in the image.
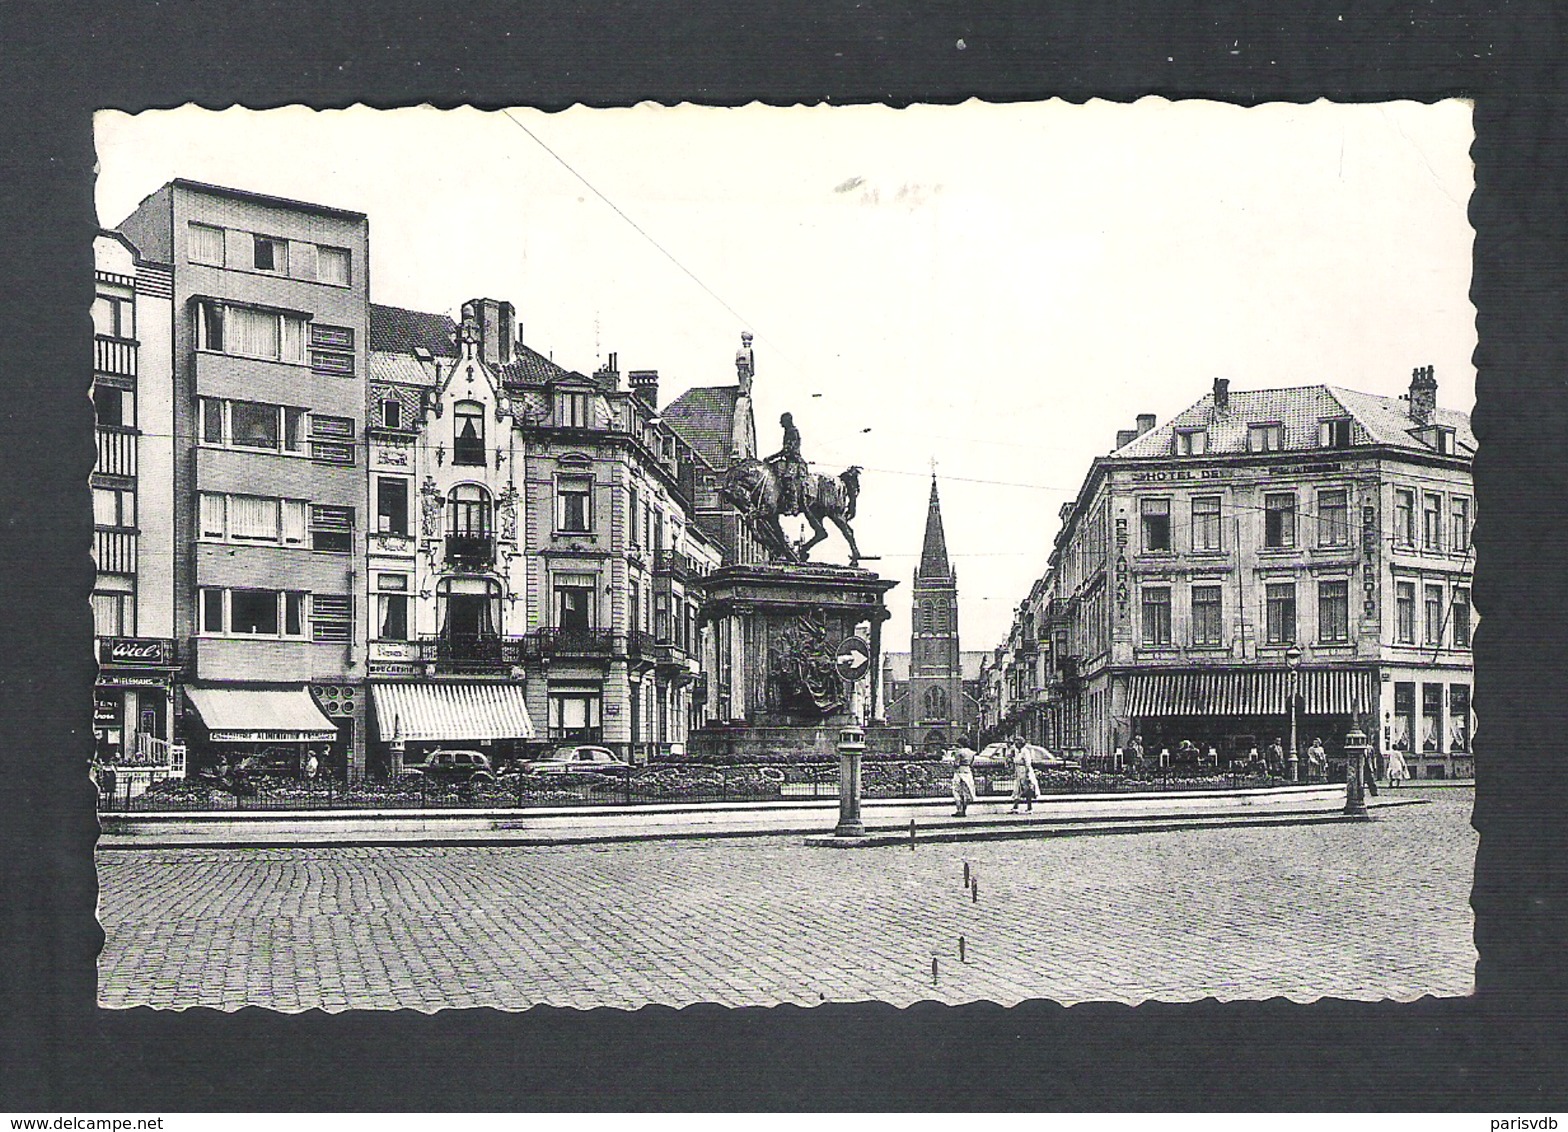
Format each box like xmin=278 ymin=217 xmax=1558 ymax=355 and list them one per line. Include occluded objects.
xmin=382 ymin=399 xmax=402 ymax=430
xmin=1175 ymin=429 xmax=1208 ymax=455
xmin=1319 ymin=418 xmax=1353 ymax=449
xmin=558 ymin=390 xmax=591 ymax=429
xmin=1411 ymin=423 xmax=1456 ymax=454
xmin=1248 ymin=423 xmax=1284 ymax=452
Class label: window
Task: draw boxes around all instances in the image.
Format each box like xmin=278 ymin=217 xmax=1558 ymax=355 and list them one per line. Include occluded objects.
xmin=922 ymin=685 xmax=950 ymax=720
xmin=1451 ymin=498 xmax=1470 ymax=552
xmin=93 ymin=384 xmax=135 ymax=428
xmin=1422 ymin=683 xmax=1442 ymax=752
xmin=376 ymin=478 xmax=409 ymax=536
xmin=252 ymin=234 xmax=288 ymax=274
xmin=1391 ymin=682 xmax=1415 ymax=752
xmin=310 ymin=594 xmax=352 ymax=643
xmin=92 ymin=293 xmax=134 ymax=339
xmin=309 ymin=323 xmax=355 ymax=376
xmin=553 ymin=574 xmax=597 ymax=631
xmin=188 ymin=222 xmax=225 ymax=266
xmin=1317 ymin=489 xmax=1349 ymax=547
xmin=377 ymin=574 xmax=409 ymax=641
xmin=1176 ymin=429 xmax=1208 ymax=455
xmin=193 ymin=301 xmax=307 ymax=364
xmin=1319 ymin=418 xmax=1352 ymax=448
xmin=549 ymin=692 xmax=602 ymax=740
xmin=1395 ymin=489 xmax=1415 ymax=547
xmin=93 ymin=487 xmax=135 ymax=528
xmin=1263 ymin=493 xmax=1296 ymax=549
xmin=199 ymin=397 xmax=225 ymax=444
xmin=1425 ymin=584 xmax=1444 ymax=646
xmin=1449 ymin=684 xmax=1470 ymax=752
xmin=231 ymin=588 xmax=280 ymax=635
xmin=558 ymin=391 xmax=591 ymax=428
xmin=557 ymin=476 xmax=592 ymax=533
xmin=229 ymin=495 xmax=281 ymax=542
xmin=1248 ymin=423 xmax=1284 ymax=452
xmin=317 ymin=245 xmax=352 ymax=287
xmin=1396 ymin=581 xmax=1416 ymax=643
xmin=197 ymin=493 xmax=307 ymax=545
xmin=1265 ymin=582 xmax=1296 ymax=644
xmin=1141 ymin=586 xmax=1172 ymax=647
xmin=92 ymin=591 xmax=132 ymax=637
xmin=453 ymin=401 xmax=486 ymax=466
xmin=1423 ymin=492 xmax=1443 ymax=551
xmin=1191 ymin=585 xmax=1222 ymax=646
xmin=1318 ymin=579 xmax=1350 ymax=643
xmin=1139 ymin=498 xmax=1171 ymax=553
xmin=1191 ymin=496 xmax=1222 ymax=552
xmin=446 ymin=485 xmax=492 ymax=536
xmin=1452 ymin=587 xmax=1471 ymax=648
xmin=232 ymin=401 xmax=279 ymax=449
xmin=310 ymin=505 xmax=354 ymax=552
xmin=381 ymin=399 xmax=403 ymax=430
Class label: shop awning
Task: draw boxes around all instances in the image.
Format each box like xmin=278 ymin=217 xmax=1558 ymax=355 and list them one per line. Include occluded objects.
xmin=1125 ymin=668 xmax=1374 ymax=718
xmin=184 ymin=687 xmax=338 ymax=743
xmin=371 ymin=682 xmax=537 ymax=743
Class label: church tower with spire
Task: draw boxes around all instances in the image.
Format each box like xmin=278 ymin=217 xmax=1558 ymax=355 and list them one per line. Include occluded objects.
xmin=893 ymin=476 xmax=968 ymax=749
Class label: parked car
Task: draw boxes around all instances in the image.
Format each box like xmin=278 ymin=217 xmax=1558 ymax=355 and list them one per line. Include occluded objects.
xmin=403 ymin=749 xmax=496 ymax=785
xmin=519 ymin=745 xmax=632 ymax=775
xmin=973 ymin=742 xmax=1068 ymax=772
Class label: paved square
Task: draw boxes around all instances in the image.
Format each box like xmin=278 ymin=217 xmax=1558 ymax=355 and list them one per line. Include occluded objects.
xmin=97 ymin=790 xmax=1476 ymax=1011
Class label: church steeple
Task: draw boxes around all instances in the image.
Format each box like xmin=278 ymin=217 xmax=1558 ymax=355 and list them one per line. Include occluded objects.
xmin=916 ymin=475 xmax=951 ymax=582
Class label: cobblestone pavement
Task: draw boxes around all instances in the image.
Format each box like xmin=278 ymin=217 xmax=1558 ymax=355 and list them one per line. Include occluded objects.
xmin=96 ymin=790 xmax=1476 ymax=1012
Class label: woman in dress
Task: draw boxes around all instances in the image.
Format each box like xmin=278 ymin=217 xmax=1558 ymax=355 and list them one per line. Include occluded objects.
xmin=951 ymin=745 xmax=977 ymax=817
xmin=1385 ymin=743 xmax=1410 ymax=788
xmin=1009 ymin=738 xmax=1040 ymax=813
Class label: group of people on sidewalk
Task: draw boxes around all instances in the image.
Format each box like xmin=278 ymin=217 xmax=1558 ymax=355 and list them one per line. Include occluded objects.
xmin=949 ymin=735 xmax=1039 ymax=818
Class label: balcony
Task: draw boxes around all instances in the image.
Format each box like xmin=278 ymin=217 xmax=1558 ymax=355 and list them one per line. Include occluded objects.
xmin=445 ymin=533 xmax=495 ymax=569
xmin=413 ymin=634 xmax=526 ymax=675
xmin=653 ymin=548 xmax=698 ymax=581
xmin=530 ymin=627 xmax=616 ymax=658
xmin=1017 ymin=633 xmax=1040 ymax=656
xmin=95 ymin=426 xmax=137 ymax=477
xmin=94 ymin=337 xmax=136 ymax=378
xmin=627 ymin=629 xmax=659 ymax=660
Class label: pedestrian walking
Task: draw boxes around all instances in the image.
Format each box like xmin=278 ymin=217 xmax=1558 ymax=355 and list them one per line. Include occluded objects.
xmin=1009 ymin=738 xmax=1040 ymax=813
xmin=1306 ymin=738 xmax=1326 ymax=783
xmin=1386 ymin=745 xmax=1409 ymax=788
xmin=99 ymin=760 xmax=118 ymax=805
xmin=305 ymin=750 xmax=320 ymax=783
xmin=1127 ymin=735 xmax=1145 ymax=777
xmin=1267 ymin=738 xmax=1285 ymax=778
xmin=950 ymin=745 xmax=977 ymax=817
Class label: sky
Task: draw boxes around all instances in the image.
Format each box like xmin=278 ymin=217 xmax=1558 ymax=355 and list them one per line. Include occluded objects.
xmin=95 ymin=100 xmax=1477 ymax=654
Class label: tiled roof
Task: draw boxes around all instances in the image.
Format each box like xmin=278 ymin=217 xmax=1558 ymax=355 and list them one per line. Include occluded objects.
xmin=370 ymin=304 xmax=458 ymax=357
xmin=1112 ymin=383 xmax=1474 ymax=460
xmin=663 ymin=385 xmax=740 ymax=468
xmin=496 ymin=342 xmax=574 ymax=388
xmin=882 ymin=650 xmax=989 ymax=683
xmin=369 ymin=351 xmax=437 ymax=387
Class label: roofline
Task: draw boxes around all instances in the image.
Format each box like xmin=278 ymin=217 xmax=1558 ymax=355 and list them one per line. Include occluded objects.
xmin=172 ymin=178 xmax=368 ymax=223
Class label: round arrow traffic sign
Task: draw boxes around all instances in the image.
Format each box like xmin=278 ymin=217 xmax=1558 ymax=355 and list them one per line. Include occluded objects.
xmin=834 ymin=635 xmax=870 ymax=682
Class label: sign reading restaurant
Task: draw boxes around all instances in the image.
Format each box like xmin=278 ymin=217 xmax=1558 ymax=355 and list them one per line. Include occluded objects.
xmin=101 ymin=637 xmax=176 ymax=667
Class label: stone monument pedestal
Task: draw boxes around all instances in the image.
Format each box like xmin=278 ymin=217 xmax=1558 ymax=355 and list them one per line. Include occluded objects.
xmin=687 ymin=563 xmax=897 ymax=762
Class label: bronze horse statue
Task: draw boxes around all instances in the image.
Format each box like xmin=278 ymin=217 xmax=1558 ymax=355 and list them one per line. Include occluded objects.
xmin=720 ymin=458 xmax=864 ymax=565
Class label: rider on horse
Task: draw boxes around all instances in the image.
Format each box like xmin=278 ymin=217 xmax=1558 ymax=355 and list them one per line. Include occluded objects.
xmin=765 ymin=412 xmax=809 ymax=514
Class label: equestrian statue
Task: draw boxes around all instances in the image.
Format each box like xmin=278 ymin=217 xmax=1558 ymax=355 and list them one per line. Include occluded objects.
xmin=720 ymin=412 xmax=865 ymax=566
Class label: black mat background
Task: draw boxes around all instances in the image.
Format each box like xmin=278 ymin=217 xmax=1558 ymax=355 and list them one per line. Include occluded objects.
xmin=2 ymin=0 xmax=1564 ymax=1111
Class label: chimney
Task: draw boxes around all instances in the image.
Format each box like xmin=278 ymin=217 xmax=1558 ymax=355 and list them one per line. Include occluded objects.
xmin=460 ymin=298 xmax=515 ymax=367
xmin=1115 ymin=428 xmax=1138 ymax=449
xmin=1409 ymin=364 xmax=1437 ymax=425
xmin=1213 ymin=377 xmax=1230 ymax=413
xmin=593 ymin=351 xmax=620 ymax=391
xmin=735 ymin=331 xmax=755 ymax=396
xmin=1136 ymin=413 xmax=1157 ymax=436
xmin=629 ymin=369 xmax=660 ymax=410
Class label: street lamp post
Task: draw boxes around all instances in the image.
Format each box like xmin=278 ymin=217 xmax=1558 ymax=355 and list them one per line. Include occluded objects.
xmin=1286 ymin=645 xmax=1302 ymax=784
xmin=834 ymin=723 xmax=867 ymax=838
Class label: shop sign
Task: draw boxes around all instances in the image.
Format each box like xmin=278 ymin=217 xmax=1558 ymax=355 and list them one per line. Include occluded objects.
xmin=102 ymin=637 xmax=175 ymax=667
xmin=1266 ymin=461 xmax=1344 ymax=476
xmin=210 ymin=730 xmax=336 ymax=743
xmin=93 ymin=695 xmax=118 ymax=726
xmin=96 ymin=675 xmax=171 ymax=690
xmin=1130 ymin=468 xmax=1228 ymax=483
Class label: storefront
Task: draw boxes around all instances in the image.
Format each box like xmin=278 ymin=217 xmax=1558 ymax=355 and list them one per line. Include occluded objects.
xmin=370 ymin=681 xmax=538 ymax=777
xmin=94 ymin=637 xmax=181 ymax=771
xmin=1122 ymin=666 xmax=1376 ymax=767
xmin=182 ymin=686 xmax=339 ymax=776
xmin=1383 ymin=667 xmax=1474 ymax=779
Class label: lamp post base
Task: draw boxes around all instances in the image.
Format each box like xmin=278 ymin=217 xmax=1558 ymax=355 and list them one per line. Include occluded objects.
xmin=835 ymin=748 xmax=865 ymax=838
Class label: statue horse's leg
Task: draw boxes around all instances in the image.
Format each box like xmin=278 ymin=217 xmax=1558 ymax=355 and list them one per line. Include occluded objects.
xmin=797 ymin=507 xmax=829 ymax=561
xmin=830 ymin=511 xmax=862 ymax=566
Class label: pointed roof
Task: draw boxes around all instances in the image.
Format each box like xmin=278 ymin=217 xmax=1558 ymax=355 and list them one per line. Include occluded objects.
xmin=917 ymin=476 xmax=952 ymax=582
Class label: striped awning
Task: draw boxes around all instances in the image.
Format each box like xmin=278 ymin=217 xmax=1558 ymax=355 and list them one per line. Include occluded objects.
xmin=371 ymin=682 xmax=536 ymax=743
xmin=184 ymin=687 xmax=338 ymax=743
xmin=1125 ymin=668 xmax=1374 ymax=718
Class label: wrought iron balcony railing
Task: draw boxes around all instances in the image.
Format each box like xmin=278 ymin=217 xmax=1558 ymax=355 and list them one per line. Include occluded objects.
xmin=444 ymin=533 xmax=494 ymax=569
xmin=530 ymin=627 xmax=615 ymax=657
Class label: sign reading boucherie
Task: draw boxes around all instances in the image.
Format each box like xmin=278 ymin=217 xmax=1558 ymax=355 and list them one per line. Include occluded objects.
xmin=101 ymin=637 xmax=175 ymax=666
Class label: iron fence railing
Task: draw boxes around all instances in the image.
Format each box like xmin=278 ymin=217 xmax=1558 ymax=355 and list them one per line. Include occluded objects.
xmin=98 ymin=760 xmax=1313 ymax=813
